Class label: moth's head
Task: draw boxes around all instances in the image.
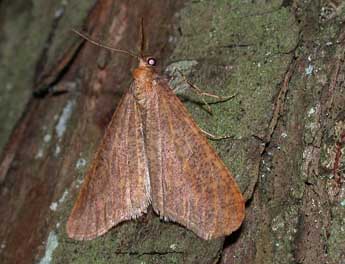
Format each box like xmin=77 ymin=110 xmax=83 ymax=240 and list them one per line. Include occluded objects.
xmin=132 ymin=56 xmax=157 ymax=80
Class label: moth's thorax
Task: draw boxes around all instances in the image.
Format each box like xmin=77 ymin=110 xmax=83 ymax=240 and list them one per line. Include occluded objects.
xmin=132 ymin=66 xmax=155 ymax=83
xmin=132 ymin=65 xmax=156 ymax=107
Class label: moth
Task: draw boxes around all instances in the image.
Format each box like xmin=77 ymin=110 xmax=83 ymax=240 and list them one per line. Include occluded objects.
xmin=67 ymin=28 xmax=245 ymax=241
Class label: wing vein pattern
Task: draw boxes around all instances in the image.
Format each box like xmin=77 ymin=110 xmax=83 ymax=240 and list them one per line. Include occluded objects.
xmin=146 ymin=79 xmax=245 ymax=239
xmin=67 ymin=85 xmax=150 ymax=240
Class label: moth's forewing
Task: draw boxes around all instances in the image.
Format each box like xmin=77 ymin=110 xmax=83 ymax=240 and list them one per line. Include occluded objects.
xmin=67 ymin=87 xmax=150 ymax=240
xmin=145 ymin=79 xmax=245 ymax=240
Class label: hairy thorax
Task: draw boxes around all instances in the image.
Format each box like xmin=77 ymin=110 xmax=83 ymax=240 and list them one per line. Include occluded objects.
xmin=132 ymin=66 xmax=156 ymax=107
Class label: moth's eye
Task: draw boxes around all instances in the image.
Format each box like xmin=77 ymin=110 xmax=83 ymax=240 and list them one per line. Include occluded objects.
xmin=147 ymin=57 xmax=156 ymax=66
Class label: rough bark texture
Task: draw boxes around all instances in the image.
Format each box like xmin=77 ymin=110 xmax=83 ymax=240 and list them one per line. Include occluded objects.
xmin=0 ymin=0 xmax=344 ymax=263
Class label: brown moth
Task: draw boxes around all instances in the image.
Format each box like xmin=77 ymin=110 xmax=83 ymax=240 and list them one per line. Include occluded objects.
xmin=66 ymin=29 xmax=245 ymax=241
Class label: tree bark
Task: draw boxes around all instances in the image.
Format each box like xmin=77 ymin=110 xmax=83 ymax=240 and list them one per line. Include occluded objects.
xmin=0 ymin=0 xmax=344 ymax=263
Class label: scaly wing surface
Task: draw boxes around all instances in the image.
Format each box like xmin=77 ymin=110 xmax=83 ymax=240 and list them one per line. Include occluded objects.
xmin=67 ymin=86 xmax=150 ymax=240
xmin=145 ymin=80 xmax=245 ymax=240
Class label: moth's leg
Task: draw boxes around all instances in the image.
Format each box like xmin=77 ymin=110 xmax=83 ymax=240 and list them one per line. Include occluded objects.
xmin=168 ymin=67 xmax=236 ymax=139
xmin=199 ymin=127 xmax=234 ymax=140
xmin=175 ymin=68 xmax=237 ymax=113
xmin=172 ymin=68 xmax=236 ymax=139
xmin=171 ymin=68 xmax=211 ymax=112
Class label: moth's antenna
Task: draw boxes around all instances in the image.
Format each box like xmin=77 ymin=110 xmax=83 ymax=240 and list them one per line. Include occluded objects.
xmin=72 ymin=30 xmax=139 ymax=59
xmin=139 ymin=18 xmax=146 ymax=58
